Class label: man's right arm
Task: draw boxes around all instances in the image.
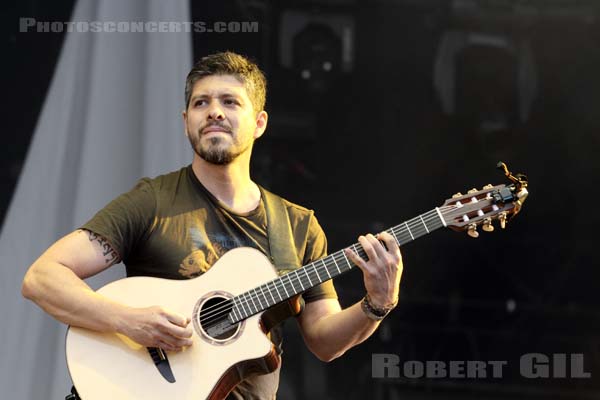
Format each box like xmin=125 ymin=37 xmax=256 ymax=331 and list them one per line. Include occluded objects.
xmin=21 ymin=229 xmax=192 ymax=352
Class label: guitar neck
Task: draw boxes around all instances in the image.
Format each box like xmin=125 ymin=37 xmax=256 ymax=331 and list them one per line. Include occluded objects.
xmin=228 ymin=208 xmax=447 ymax=324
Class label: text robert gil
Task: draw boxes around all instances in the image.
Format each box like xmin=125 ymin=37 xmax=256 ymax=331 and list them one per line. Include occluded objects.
xmin=372 ymin=353 xmax=591 ymax=379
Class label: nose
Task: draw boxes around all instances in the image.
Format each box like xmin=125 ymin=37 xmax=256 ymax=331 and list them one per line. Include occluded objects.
xmin=207 ymin=101 xmax=225 ymax=121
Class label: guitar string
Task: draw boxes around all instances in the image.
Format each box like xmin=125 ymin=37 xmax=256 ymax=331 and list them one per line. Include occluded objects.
xmin=198 ymin=196 xmax=498 ymax=325
xmin=195 ymin=204 xmax=462 ymax=325
xmin=195 ymin=204 xmax=463 ymax=326
xmin=195 ymin=204 xmax=462 ymax=326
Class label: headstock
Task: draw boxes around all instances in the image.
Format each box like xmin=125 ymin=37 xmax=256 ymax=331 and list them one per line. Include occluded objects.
xmin=439 ymin=162 xmax=529 ymax=237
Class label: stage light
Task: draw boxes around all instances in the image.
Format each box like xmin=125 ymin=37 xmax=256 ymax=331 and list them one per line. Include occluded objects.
xmin=279 ymin=9 xmax=354 ymax=94
xmin=434 ymin=30 xmax=538 ymax=132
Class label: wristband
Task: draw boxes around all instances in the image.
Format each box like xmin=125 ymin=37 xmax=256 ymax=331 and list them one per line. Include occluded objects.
xmin=361 ymin=294 xmax=397 ymax=321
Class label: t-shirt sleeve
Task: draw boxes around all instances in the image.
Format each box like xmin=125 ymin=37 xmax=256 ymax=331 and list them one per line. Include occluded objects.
xmin=80 ymin=178 xmax=156 ymax=262
xmin=301 ymin=214 xmax=338 ymax=303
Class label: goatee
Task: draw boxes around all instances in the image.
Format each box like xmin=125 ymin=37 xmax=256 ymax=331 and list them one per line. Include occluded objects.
xmin=197 ymin=137 xmax=236 ymax=165
xmin=187 ymin=131 xmax=252 ymax=166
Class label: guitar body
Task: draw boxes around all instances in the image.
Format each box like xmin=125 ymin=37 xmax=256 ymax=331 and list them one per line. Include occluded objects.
xmin=66 ymin=247 xmax=282 ymax=400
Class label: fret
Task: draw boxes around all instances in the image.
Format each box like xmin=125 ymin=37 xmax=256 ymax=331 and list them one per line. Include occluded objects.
xmin=231 ymin=301 xmax=240 ymax=321
xmin=248 ymin=290 xmax=258 ymax=313
xmin=411 ymin=218 xmax=423 ymax=237
xmin=258 ymin=285 xmax=268 ymax=307
xmin=236 ymin=294 xmax=244 ymax=318
xmin=304 ymin=267 xmax=313 ymax=286
xmin=435 ymin=207 xmax=447 ymax=227
xmin=352 ymin=244 xmax=363 ymax=263
xmin=272 ymin=280 xmax=283 ymax=302
xmin=405 ymin=221 xmax=414 ymax=240
xmin=252 ymin=288 xmax=263 ymax=311
xmin=237 ymin=300 xmax=245 ymax=319
xmin=285 ymin=272 xmax=298 ymax=296
xmin=392 ymin=227 xmax=408 ymax=245
xmin=240 ymin=293 xmax=250 ymax=318
xmin=313 ymin=263 xmax=323 ymax=283
xmin=419 ymin=215 xmax=430 ymax=233
xmin=281 ymin=280 xmax=290 ymax=298
xmin=342 ymin=250 xmax=351 ymax=269
xmin=390 ymin=228 xmax=399 ymax=244
xmin=323 ymin=259 xmax=332 ymax=279
xmin=266 ymin=283 xmax=276 ymax=304
xmin=295 ymin=270 xmax=305 ymax=291
xmin=256 ymin=288 xmax=265 ymax=308
xmin=318 ymin=264 xmax=325 ymax=281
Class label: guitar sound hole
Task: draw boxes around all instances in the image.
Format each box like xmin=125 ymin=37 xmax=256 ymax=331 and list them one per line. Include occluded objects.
xmin=197 ymin=295 xmax=239 ymax=341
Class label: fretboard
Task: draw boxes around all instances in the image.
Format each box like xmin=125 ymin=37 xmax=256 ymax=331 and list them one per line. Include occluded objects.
xmin=228 ymin=207 xmax=447 ymax=323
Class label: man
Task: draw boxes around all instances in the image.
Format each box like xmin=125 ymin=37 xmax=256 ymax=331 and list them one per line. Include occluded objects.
xmin=22 ymin=52 xmax=402 ymax=399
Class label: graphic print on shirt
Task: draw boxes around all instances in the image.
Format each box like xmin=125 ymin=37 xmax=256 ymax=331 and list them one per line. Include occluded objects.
xmin=178 ymin=227 xmax=255 ymax=278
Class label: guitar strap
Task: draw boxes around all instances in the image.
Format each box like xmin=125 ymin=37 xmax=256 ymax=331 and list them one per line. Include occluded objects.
xmin=260 ymin=186 xmax=303 ymax=270
xmin=259 ymin=186 xmax=310 ymax=317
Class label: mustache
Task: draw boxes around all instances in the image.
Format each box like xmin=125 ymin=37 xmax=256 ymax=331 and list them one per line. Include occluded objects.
xmin=200 ymin=122 xmax=232 ymax=134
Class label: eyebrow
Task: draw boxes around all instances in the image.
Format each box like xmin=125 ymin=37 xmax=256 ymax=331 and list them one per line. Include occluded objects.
xmin=190 ymin=92 xmax=243 ymax=102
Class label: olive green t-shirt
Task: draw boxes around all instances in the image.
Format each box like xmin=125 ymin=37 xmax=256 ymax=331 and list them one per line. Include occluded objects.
xmin=81 ymin=164 xmax=337 ymax=399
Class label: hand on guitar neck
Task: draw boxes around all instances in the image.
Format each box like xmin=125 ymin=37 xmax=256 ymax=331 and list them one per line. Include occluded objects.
xmin=344 ymin=232 xmax=402 ymax=310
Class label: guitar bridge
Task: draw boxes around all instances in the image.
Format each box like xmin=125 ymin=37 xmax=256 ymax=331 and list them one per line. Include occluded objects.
xmin=147 ymin=347 xmax=176 ymax=383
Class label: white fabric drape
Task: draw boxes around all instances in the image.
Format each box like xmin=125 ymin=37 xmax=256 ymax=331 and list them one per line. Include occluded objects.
xmin=0 ymin=0 xmax=192 ymax=397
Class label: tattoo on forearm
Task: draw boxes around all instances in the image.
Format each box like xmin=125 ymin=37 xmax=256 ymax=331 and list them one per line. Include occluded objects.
xmin=81 ymin=229 xmax=121 ymax=266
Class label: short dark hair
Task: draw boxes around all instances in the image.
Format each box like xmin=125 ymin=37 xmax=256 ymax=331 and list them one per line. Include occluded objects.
xmin=185 ymin=51 xmax=267 ymax=114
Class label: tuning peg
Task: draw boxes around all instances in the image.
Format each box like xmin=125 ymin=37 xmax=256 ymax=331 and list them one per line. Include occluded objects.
xmin=483 ymin=184 xmax=493 ymax=190
xmin=467 ymin=188 xmax=478 ymax=194
xmin=452 ymin=192 xmax=463 ymax=198
xmin=467 ymin=223 xmax=479 ymax=238
xmin=482 ymin=218 xmax=494 ymax=232
xmin=498 ymin=212 xmax=507 ymax=229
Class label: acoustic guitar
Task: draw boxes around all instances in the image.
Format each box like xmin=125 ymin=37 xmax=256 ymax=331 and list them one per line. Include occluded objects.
xmin=65 ymin=163 xmax=528 ymax=399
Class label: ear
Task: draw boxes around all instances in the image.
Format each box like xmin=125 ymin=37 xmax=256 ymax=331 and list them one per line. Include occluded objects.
xmin=253 ymin=110 xmax=268 ymax=140
xmin=182 ymin=109 xmax=189 ymax=139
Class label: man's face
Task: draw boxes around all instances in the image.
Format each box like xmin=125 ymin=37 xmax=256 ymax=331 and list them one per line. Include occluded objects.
xmin=183 ymin=74 xmax=267 ymax=165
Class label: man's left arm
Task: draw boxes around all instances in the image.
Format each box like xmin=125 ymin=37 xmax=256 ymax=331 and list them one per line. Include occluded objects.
xmin=297 ymin=232 xmax=402 ymax=362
